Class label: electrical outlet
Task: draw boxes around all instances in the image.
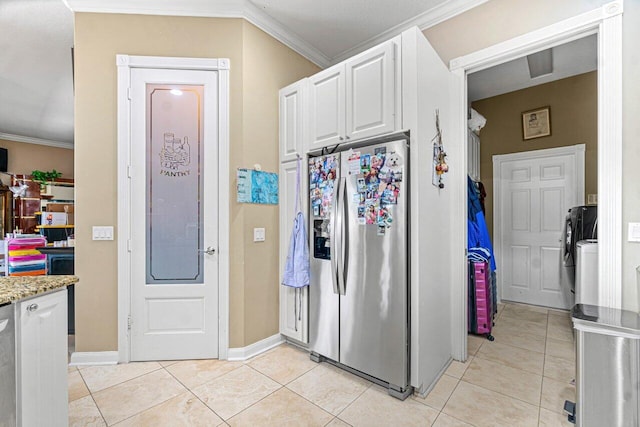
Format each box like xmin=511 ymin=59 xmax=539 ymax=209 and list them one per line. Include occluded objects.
xmin=92 ymin=226 xmax=114 ymax=241
xmin=253 ymin=227 xmax=265 ymax=242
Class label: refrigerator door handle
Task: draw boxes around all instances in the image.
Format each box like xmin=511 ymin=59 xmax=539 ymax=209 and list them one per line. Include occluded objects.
xmin=330 ymin=177 xmax=341 ymax=295
xmin=338 ymin=177 xmax=347 ymax=296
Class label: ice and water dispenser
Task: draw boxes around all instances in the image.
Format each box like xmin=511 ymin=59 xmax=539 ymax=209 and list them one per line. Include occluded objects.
xmin=313 ymin=219 xmax=330 ymax=260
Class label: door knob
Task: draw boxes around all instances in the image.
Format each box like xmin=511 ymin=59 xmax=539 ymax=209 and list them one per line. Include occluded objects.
xmin=199 ymin=247 xmax=216 ymax=255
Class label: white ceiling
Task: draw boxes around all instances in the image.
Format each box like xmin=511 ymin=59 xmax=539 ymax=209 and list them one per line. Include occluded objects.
xmin=468 ymin=35 xmax=598 ymax=102
xmin=249 ymin=0 xmax=461 ymax=60
xmin=0 ymin=0 xmax=598 ymax=149
xmin=0 ymin=0 xmax=74 ymax=147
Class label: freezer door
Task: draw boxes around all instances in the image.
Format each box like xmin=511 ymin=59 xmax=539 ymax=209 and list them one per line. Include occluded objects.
xmin=308 ymin=153 xmax=340 ymax=361
xmin=339 ymin=139 xmax=408 ymax=389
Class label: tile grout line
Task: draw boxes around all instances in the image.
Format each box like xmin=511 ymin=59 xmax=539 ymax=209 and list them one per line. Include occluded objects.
xmin=72 ymin=369 xmax=108 ymax=426
xmin=161 ymin=363 xmax=229 ymax=423
xmin=330 ymin=377 xmax=373 ymax=422
xmin=183 ymin=362 xmax=276 ymax=422
xmin=282 ymin=362 xmax=362 ymax=416
xmin=80 ymin=362 xmax=165 ymax=395
xmin=97 ymin=365 xmax=190 ymax=426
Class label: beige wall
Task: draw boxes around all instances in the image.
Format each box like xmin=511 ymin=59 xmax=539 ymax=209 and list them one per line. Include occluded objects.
xmin=240 ymin=21 xmax=320 ymax=345
xmin=425 ymin=0 xmax=640 ymax=311
xmin=74 ymin=13 xmax=317 ymax=352
xmin=0 ymin=139 xmax=74 ymax=183
xmin=471 ymin=72 xmax=597 ymax=239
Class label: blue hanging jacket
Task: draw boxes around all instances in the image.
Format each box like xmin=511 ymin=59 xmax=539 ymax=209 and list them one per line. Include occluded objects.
xmin=282 ymin=211 xmax=310 ymax=288
xmin=468 ymin=176 xmax=497 ymax=271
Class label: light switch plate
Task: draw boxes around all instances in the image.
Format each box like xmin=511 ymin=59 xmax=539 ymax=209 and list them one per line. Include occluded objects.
xmin=253 ymin=227 xmax=265 ymax=242
xmin=93 ymin=226 xmax=114 ymax=241
xmin=628 ymin=223 xmax=640 ymax=243
xmin=587 ymin=194 xmax=598 ymax=205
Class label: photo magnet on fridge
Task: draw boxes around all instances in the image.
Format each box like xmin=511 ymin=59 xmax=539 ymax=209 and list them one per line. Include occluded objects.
xmin=374 ymin=147 xmax=387 ymax=156
xmin=377 ymin=207 xmax=393 ymax=228
xmin=348 ymin=151 xmax=361 ymax=175
xmin=356 ymin=177 xmax=366 ymax=192
xmin=364 ymin=168 xmax=379 ymax=185
xmin=371 ymin=154 xmax=384 ymax=171
xmin=384 ymin=151 xmax=403 ymax=182
xmin=377 ymin=225 xmax=386 ymax=236
xmin=364 ymin=200 xmax=377 ymax=225
xmin=360 ymin=154 xmax=371 ymax=173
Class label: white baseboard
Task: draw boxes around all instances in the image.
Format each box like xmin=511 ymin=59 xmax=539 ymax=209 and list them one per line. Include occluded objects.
xmin=227 ymin=334 xmax=284 ymax=361
xmin=69 ymin=351 xmax=119 ymax=366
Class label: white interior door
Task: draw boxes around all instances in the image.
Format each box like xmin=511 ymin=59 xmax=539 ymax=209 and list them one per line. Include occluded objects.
xmin=495 ymin=146 xmax=584 ymax=309
xmin=129 ymin=67 xmax=219 ymax=360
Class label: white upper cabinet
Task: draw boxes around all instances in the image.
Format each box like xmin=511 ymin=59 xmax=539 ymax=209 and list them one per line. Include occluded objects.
xmin=279 ymin=80 xmax=306 ymax=162
xmin=308 ymin=66 xmax=346 ymax=151
xmin=346 ymin=40 xmax=396 ymax=141
xmin=308 ymin=39 xmax=399 ymax=152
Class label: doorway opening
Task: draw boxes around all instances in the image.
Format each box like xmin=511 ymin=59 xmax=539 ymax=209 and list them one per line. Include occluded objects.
xmin=449 ymin=2 xmax=623 ymax=362
xmin=470 ymin=33 xmax=597 ymax=305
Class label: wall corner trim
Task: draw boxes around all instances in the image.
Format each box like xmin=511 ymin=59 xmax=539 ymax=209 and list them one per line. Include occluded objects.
xmin=227 ymin=334 xmax=284 ymax=361
xmin=69 ymin=351 xmax=119 ymax=366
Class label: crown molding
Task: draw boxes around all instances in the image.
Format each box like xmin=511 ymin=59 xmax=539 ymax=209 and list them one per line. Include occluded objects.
xmin=242 ymin=1 xmax=331 ymax=67
xmin=64 ymin=0 xmax=331 ymax=67
xmin=331 ymin=0 xmax=488 ymax=64
xmin=64 ymin=0 xmax=485 ymax=69
xmin=0 ymin=133 xmax=74 ymax=150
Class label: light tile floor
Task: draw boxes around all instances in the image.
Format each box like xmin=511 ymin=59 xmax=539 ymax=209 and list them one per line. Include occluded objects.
xmin=68 ymin=302 xmax=576 ymax=426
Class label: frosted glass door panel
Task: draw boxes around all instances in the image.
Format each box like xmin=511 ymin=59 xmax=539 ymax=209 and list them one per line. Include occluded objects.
xmin=146 ymin=85 xmax=204 ymax=284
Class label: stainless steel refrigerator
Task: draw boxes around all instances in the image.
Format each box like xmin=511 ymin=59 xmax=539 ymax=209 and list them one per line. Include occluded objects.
xmin=308 ymin=136 xmax=411 ymax=399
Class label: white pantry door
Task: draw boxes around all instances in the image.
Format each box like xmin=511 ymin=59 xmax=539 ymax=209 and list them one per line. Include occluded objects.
xmin=495 ymin=146 xmax=584 ymax=309
xmin=129 ymin=68 xmax=219 ymax=360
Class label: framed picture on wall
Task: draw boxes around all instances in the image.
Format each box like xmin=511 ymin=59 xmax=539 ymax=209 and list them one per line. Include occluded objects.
xmin=522 ymin=106 xmax=551 ymax=140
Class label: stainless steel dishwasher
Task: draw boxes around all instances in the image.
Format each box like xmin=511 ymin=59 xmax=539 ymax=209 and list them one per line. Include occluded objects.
xmin=0 ymin=302 xmax=16 ymax=427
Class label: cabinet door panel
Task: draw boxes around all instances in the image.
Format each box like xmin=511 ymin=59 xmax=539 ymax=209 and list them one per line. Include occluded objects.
xmin=346 ymin=41 xmax=396 ymax=140
xmin=279 ymin=160 xmax=308 ymax=342
xmin=308 ymin=66 xmax=345 ymax=151
xmin=280 ymin=81 xmax=305 ymax=162
xmin=18 ymin=289 xmax=68 ymax=427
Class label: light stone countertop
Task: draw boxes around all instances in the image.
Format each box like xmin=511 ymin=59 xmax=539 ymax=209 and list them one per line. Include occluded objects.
xmin=0 ymin=275 xmax=79 ymax=305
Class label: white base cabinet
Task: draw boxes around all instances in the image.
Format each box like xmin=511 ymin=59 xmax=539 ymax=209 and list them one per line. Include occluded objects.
xmin=279 ymin=160 xmax=308 ymax=342
xmin=16 ymin=289 xmax=68 ymax=427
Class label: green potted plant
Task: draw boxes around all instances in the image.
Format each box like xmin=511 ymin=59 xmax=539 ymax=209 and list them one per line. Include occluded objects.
xmin=31 ymin=169 xmax=62 ymax=191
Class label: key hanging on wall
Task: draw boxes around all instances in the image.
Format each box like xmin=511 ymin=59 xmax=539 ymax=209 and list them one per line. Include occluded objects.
xmin=431 ymin=109 xmax=449 ymax=189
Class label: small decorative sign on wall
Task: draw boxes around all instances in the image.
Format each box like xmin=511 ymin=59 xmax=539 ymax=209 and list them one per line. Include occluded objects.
xmin=522 ymin=106 xmax=551 ymax=140
xmin=237 ymin=168 xmax=279 ymax=205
